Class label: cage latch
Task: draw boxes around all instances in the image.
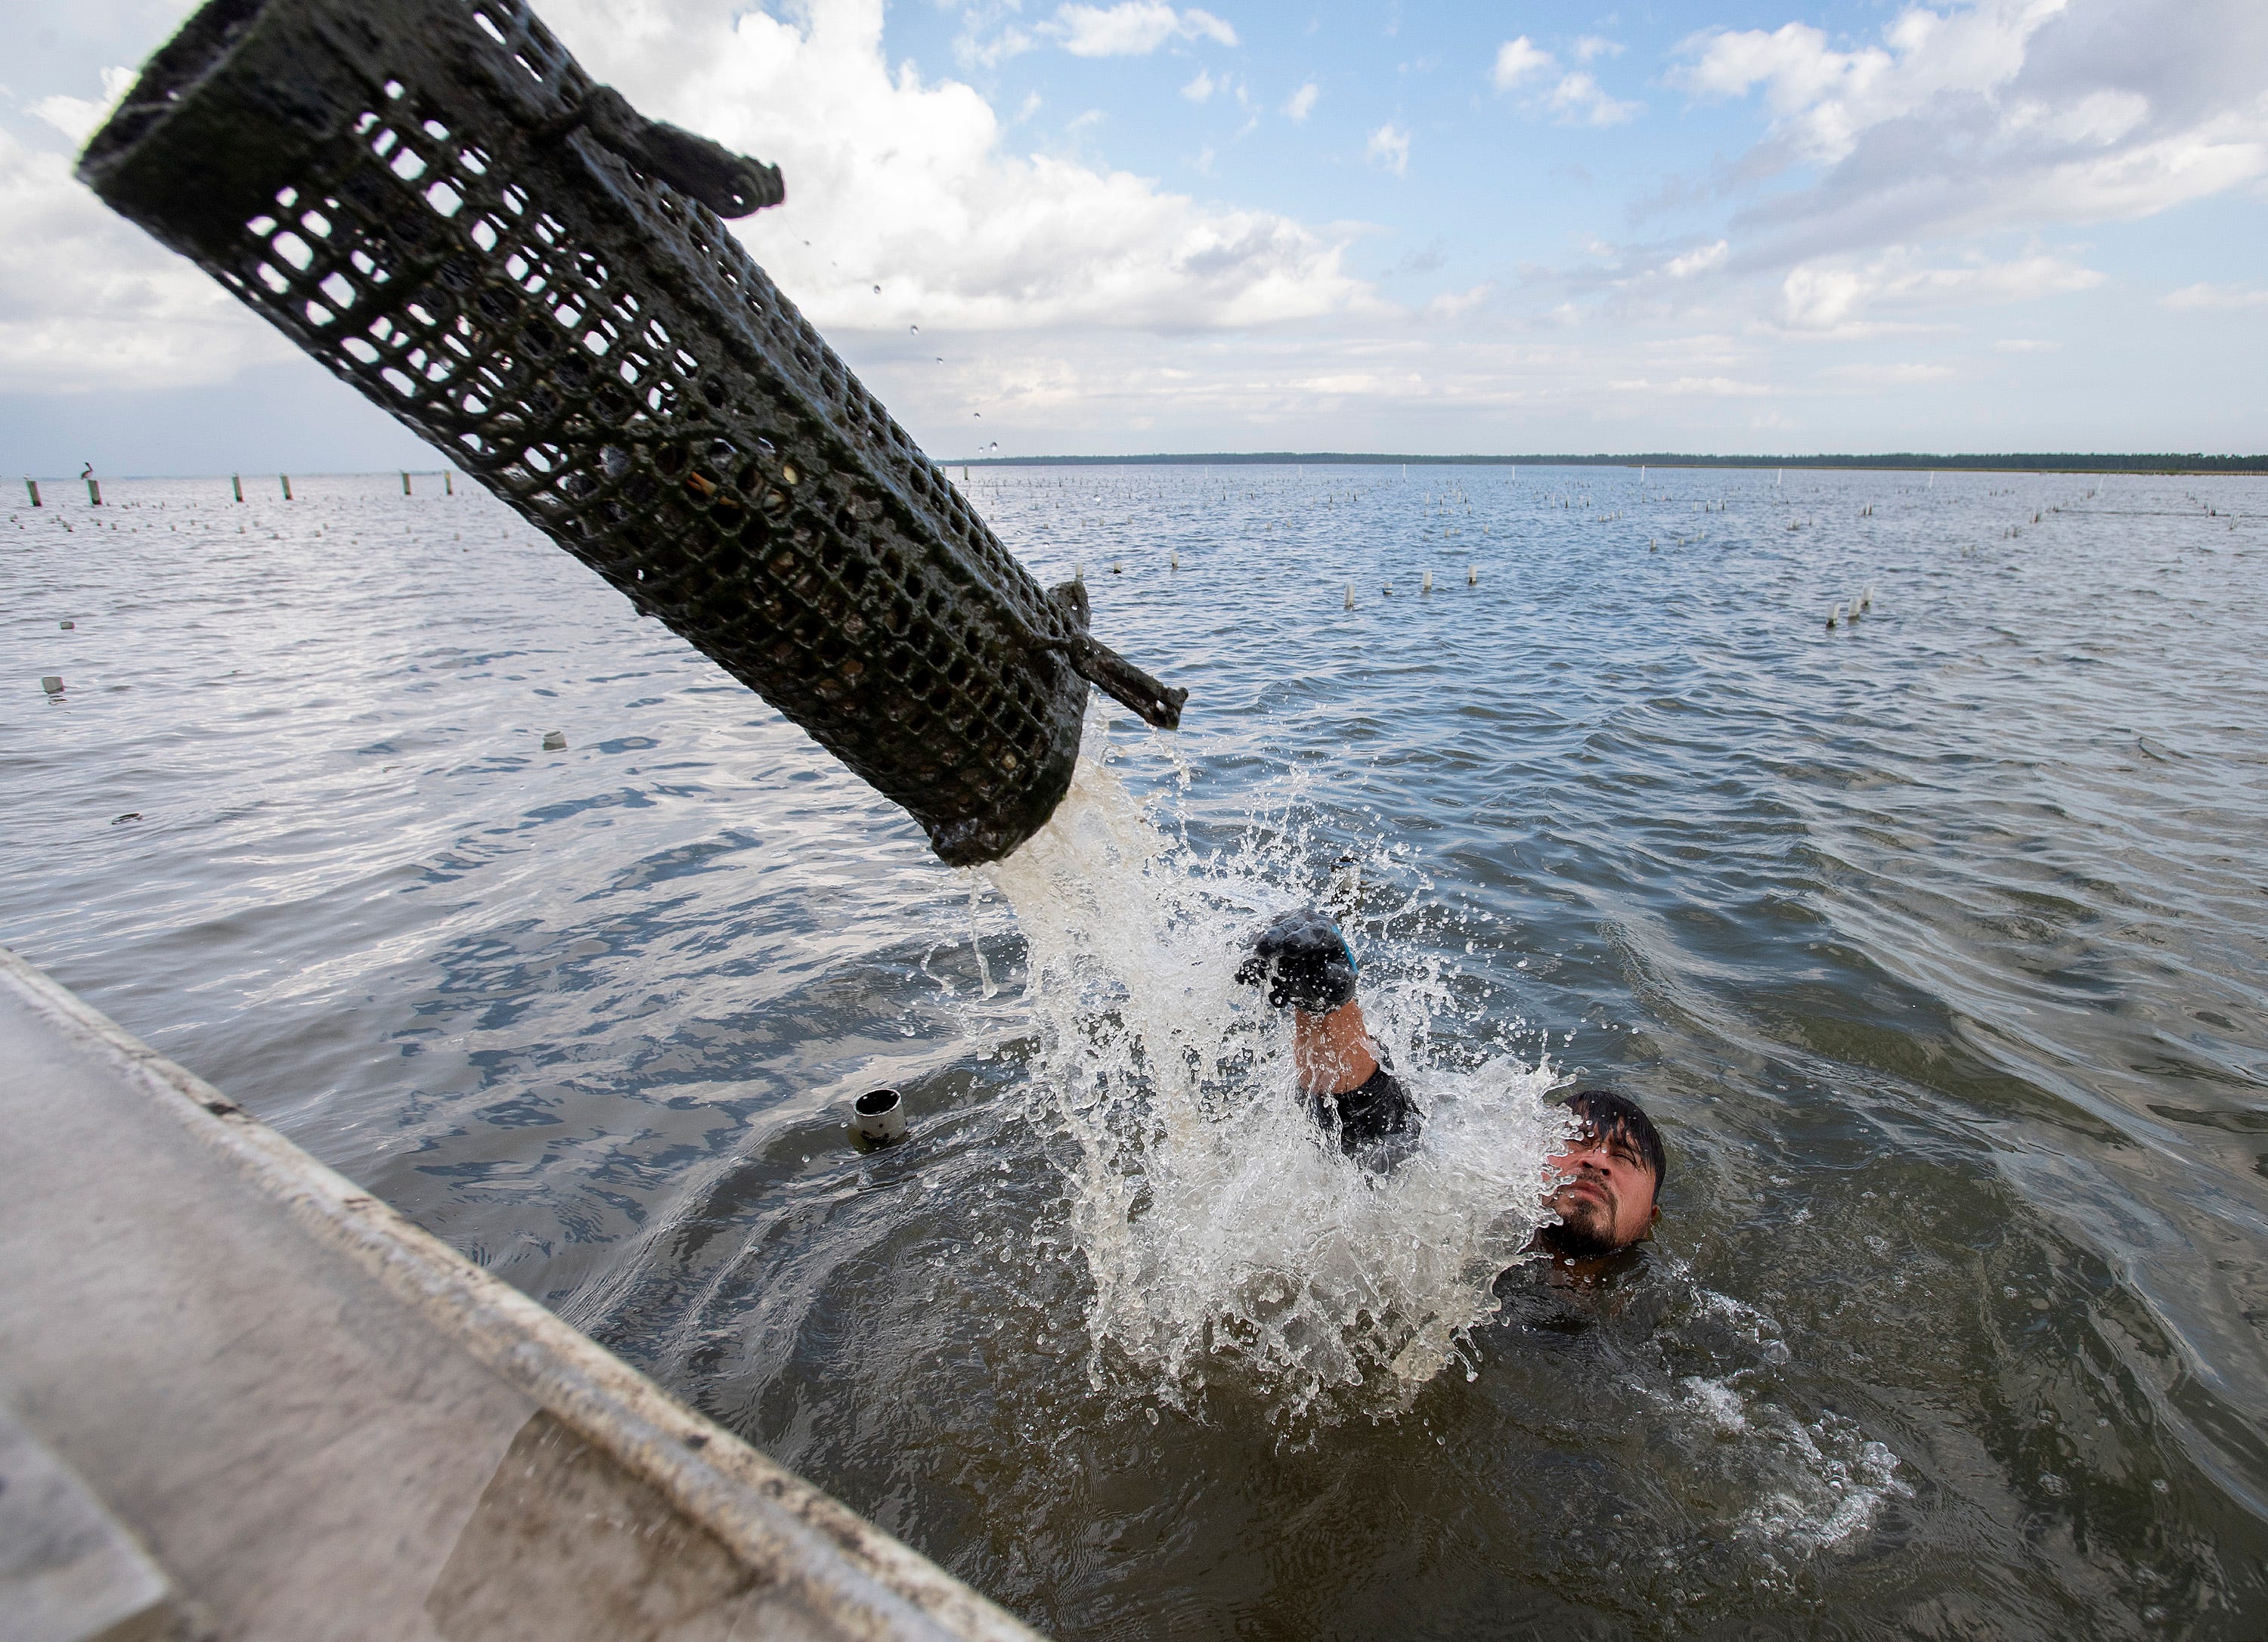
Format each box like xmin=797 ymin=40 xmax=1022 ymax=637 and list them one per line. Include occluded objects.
xmin=1020 ymin=581 xmax=1188 ymax=733
xmin=537 ymin=83 xmax=785 ymax=218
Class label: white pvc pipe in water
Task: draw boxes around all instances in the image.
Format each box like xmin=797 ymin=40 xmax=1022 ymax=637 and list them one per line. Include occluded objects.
xmin=851 ymin=1088 xmax=907 ymax=1145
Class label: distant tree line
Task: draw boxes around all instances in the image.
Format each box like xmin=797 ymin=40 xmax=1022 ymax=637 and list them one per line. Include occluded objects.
xmin=954 ymin=451 xmax=2267 ymax=474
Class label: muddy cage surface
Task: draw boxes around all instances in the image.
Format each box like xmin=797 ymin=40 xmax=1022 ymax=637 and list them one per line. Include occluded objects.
xmin=80 ymin=0 xmax=1184 ymax=866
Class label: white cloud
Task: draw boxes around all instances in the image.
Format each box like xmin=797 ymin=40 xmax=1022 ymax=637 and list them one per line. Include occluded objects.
xmin=954 ymin=17 xmax=1036 ymax=69
xmin=1180 ymin=5 xmax=1238 ymax=45
xmin=1780 ymin=250 xmax=2104 ymax=330
xmin=519 ymin=0 xmax=1363 ymax=333
xmin=1677 ymin=21 xmax=1893 ymax=144
xmin=1283 ymin=82 xmax=1318 ymax=122
xmin=1826 ymin=361 xmax=1958 ymax=383
xmin=1492 ymin=37 xmax=1639 ymax=125
xmin=1604 ymin=376 xmax=1774 ymax=397
xmin=1665 ymin=240 xmax=1730 ymax=279
xmin=1492 ymin=36 xmax=1554 ymax=91
xmin=1423 ymin=283 xmax=1492 ymax=321
xmin=30 ymin=66 xmax=139 ymax=147
xmin=1675 ymin=0 xmax=2268 ymax=261
xmin=1182 ymin=68 xmax=1216 ymax=102
xmin=1993 ymin=336 xmax=2062 ymax=350
xmin=0 ymin=127 xmax=292 ymax=392
xmin=1573 ymin=36 xmax=1625 ymax=64
xmin=1368 ymin=122 xmax=1411 ymax=177
xmin=2008 ymin=88 xmax=2150 ymax=147
xmin=956 ymin=1 xmax=1232 ymax=64
xmin=1049 ymin=2 xmax=1235 ymax=57
xmin=1548 ymin=70 xmax=1641 ymax=127
xmin=2164 ymin=282 xmax=2268 ymax=309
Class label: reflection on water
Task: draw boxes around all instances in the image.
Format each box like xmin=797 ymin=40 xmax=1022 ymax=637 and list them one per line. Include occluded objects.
xmin=7 ymin=465 xmax=2268 ymax=1636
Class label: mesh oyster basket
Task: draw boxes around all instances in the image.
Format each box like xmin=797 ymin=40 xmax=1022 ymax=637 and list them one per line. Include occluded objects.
xmin=79 ymin=0 xmax=1184 ymax=866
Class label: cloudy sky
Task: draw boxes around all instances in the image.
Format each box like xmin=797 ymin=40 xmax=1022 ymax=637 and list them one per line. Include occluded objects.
xmin=4 ymin=0 xmax=2264 ymax=472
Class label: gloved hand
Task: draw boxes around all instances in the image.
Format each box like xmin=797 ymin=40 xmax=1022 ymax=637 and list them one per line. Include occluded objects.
xmin=1235 ymin=908 xmax=1359 ymax=1012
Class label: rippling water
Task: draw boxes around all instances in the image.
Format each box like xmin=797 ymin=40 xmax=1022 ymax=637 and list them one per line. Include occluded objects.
xmin=8 ymin=463 xmax=2268 ymax=1637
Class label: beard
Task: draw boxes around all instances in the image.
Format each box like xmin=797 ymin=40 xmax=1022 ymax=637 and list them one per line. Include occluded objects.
xmin=1537 ymin=1189 xmax=1622 ymax=1259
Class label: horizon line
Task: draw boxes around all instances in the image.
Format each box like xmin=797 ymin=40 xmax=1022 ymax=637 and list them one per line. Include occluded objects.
xmin=938 ymin=450 xmax=2268 ymax=472
xmin=17 ymin=450 xmax=2268 ymax=485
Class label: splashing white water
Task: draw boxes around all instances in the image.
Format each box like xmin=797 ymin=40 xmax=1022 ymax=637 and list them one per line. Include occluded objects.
xmin=982 ymin=737 xmax=1569 ymax=1425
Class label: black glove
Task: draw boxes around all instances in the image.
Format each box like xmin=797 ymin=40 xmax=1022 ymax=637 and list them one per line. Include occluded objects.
xmin=1235 ymin=908 xmax=1359 ymax=1012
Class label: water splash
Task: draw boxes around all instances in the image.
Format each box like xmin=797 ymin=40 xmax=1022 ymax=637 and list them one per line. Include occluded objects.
xmin=982 ymin=734 xmax=1569 ymax=1427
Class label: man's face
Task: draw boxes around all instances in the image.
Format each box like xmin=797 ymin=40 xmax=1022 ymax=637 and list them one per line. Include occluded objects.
xmin=1541 ymin=1123 xmax=1659 ymax=1256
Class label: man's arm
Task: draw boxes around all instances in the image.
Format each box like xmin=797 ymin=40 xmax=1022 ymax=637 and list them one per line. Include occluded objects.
xmin=1236 ymin=908 xmax=1424 ymax=1163
xmin=1291 ymin=999 xmax=1379 ymax=1095
xmin=1234 ymin=907 xmax=1384 ymax=1091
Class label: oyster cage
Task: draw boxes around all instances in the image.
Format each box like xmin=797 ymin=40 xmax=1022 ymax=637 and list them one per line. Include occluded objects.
xmin=80 ymin=0 xmax=1184 ymax=866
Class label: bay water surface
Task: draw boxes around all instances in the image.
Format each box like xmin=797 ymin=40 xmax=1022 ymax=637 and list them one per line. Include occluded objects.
xmin=7 ymin=463 xmax=2267 ymax=1639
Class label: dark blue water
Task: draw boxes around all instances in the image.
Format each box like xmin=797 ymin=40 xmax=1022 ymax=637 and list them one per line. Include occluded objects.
xmin=8 ymin=463 xmax=2267 ymax=1638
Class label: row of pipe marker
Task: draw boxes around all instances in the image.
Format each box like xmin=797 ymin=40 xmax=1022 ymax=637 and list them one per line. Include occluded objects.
xmin=21 ymin=472 xmax=459 ymax=507
xmin=1342 ymin=564 xmax=1479 ymax=608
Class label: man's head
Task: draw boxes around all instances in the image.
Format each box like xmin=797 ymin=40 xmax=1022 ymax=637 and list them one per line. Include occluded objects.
xmin=1538 ymin=1089 xmax=1666 ymax=1258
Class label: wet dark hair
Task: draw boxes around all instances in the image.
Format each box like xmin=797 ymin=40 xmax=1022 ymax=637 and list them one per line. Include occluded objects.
xmin=1557 ymin=1090 xmax=1667 ymax=1189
